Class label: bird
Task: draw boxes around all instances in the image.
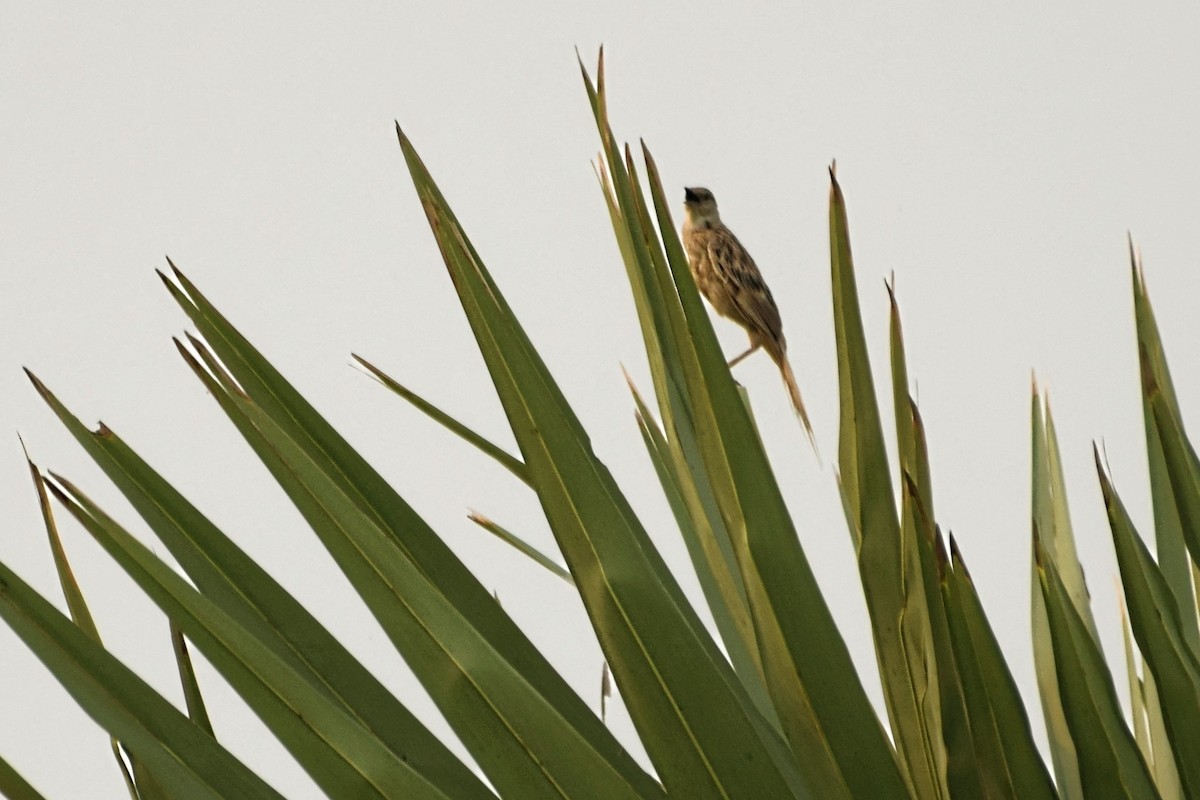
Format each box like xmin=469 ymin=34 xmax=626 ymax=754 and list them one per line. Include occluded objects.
xmin=681 ymin=186 xmax=816 ymax=446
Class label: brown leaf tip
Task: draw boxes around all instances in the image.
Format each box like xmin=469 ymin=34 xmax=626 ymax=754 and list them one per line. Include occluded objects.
xmin=23 ymin=367 xmax=48 ymax=396
xmin=947 ymin=533 xmax=972 ymax=580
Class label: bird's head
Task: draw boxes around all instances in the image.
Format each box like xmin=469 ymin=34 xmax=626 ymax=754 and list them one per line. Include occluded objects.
xmin=683 ymin=186 xmax=720 ymax=227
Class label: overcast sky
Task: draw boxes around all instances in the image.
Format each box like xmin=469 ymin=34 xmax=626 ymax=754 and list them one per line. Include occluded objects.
xmin=3 ymin=4 xmax=1199 ymax=797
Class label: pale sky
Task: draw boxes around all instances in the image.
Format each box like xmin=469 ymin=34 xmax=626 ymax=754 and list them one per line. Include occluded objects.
xmin=3 ymin=5 xmax=1199 ymax=797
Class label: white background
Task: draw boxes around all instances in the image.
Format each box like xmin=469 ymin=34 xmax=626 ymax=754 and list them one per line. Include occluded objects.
xmin=3 ymin=4 xmax=1198 ymax=797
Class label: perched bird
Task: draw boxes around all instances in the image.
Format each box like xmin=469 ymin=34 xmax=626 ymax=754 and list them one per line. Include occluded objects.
xmin=681 ymin=186 xmax=815 ymax=445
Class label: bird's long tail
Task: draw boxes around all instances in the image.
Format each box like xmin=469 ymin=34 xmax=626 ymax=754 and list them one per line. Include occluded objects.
xmin=777 ymin=351 xmax=820 ymax=459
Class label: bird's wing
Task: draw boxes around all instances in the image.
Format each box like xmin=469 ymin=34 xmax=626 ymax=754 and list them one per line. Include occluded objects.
xmin=706 ymin=233 xmax=783 ymax=345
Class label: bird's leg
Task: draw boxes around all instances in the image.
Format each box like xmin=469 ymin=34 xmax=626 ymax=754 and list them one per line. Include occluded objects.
xmin=727 ymin=342 xmax=760 ymax=368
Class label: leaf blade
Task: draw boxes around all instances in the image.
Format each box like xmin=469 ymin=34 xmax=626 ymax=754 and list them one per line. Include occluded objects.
xmin=0 ymin=558 xmax=286 ymax=800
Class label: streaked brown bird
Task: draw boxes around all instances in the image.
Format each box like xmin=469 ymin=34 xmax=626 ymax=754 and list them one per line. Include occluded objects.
xmin=681 ymin=186 xmax=815 ymax=444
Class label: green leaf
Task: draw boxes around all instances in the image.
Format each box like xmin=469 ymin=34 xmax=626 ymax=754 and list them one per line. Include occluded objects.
xmin=897 ymin=484 xmax=949 ymax=800
xmin=1120 ymin=610 xmax=1183 ymax=799
xmin=171 ymin=621 xmax=214 ymax=736
xmin=625 ymin=370 xmax=778 ymax=726
xmin=941 ymin=539 xmax=1057 ymax=799
xmin=401 ymin=116 xmax=807 ymax=798
xmin=616 ymin=154 xmax=784 ymax=731
xmin=650 ymin=146 xmax=907 ymax=799
xmin=22 ymin=439 xmax=157 ymax=798
xmin=49 ymin=476 xmax=473 ymax=800
xmin=889 ymin=283 xmax=961 ymax=800
xmin=590 ymin=67 xmax=910 ymax=794
xmin=587 ymin=60 xmax=788 ymax=741
xmin=829 ymin=166 xmax=934 ymax=799
xmin=166 ymin=248 xmax=673 ymax=798
xmin=1119 ymin=600 xmax=1153 ymax=765
xmin=1143 ymin=671 xmax=1184 ymax=800
xmin=0 ymin=558 xmax=286 ymax=800
xmin=594 ymin=126 xmax=761 ymax=693
xmin=190 ymin=330 xmax=656 ymax=800
xmin=590 ymin=135 xmax=675 ymax=436
xmin=129 ymin=754 xmax=173 ymax=800
xmin=467 ymin=510 xmax=574 ymax=585
xmin=28 ymin=373 xmax=495 ymax=800
xmin=22 ymin=440 xmax=100 ymax=641
xmin=1036 ymin=538 xmax=1159 ymax=799
xmin=1043 ymin=402 xmax=1099 ymax=641
xmin=352 ymin=353 xmax=529 ymax=486
xmin=153 ymin=260 xmax=665 ymax=799
xmin=1030 ymin=387 xmax=1084 ymax=800
xmin=1150 ymin=390 xmax=1200 ymax=590
xmin=887 ymin=284 xmax=933 ymax=519
xmin=1131 ymin=243 xmax=1200 ymax=659
xmin=0 ymin=754 xmax=47 ymax=800
xmin=1098 ymin=450 xmax=1200 ymax=797
xmin=829 ymin=165 xmax=889 ymax=548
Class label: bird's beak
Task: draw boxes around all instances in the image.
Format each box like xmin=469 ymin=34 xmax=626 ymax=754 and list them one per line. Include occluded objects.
xmin=684 ymin=187 xmax=699 ymax=203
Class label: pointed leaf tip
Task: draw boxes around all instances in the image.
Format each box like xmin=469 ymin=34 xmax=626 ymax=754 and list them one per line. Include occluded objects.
xmin=932 ymin=526 xmax=949 ymax=572
xmin=24 ymin=368 xmax=52 ymax=401
xmin=44 ymin=470 xmax=79 ymax=496
xmin=619 ymin=363 xmax=636 ymax=390
xmin=949 ymin=533 xmax=978 ymax=582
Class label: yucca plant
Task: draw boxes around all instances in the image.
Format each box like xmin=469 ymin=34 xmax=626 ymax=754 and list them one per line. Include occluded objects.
xmin=3 ymin=51 xmax=1199 ymax=800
